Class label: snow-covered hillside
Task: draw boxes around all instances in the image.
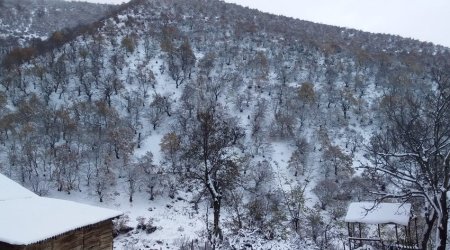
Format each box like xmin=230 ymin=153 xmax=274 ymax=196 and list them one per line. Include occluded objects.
xmin=0 ymin=0 xmax=115 ymax=57
xmin=0 ymin=0 xmax=449 ymax=249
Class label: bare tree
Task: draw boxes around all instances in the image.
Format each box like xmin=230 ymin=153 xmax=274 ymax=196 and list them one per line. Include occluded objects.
xmin=313 ymin=179 xmax=339 ymax=210
xmin=288 ymin=138 xmax=310 ymax=176
xmin=160 ymin=132 xmax=181 ymax=173
xmin=198 ymin=52 xmax=215 ymax=78
xmin=179 ymin=38 xmax=196 ymax=79
xmin=125 ymin=158 xmax=141 ymax=203
xmin=94 ymin=163 xmax=115 ymax=203
xmin=339 ymin=88 xmax=356 ymax=119
xmin=53 ymin=144 xmax=80 ymax=194
xmin=179 ymin=106 xmax=245 ymax=245
xmin=322 ymin=145 xmax=353 ymax=180
xmin=364 ymin=70 xmax=450 ymax=250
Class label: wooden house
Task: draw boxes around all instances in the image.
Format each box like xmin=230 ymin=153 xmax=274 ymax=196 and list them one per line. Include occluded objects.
xmin=0 ymin=173 xmax=122 ymax=250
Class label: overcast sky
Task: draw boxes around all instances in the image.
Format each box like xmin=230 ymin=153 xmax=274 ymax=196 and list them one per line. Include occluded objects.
xmin=68 ymin=0 xmax=450 ymax=47
xmin=224 ymin=0 xmax=450 ymax=47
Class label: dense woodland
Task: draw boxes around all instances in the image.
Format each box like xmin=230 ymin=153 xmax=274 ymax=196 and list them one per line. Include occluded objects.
xmin=0 ymin=0 xmax=449 ymax=249
xmin=0 ymin=0 xmax=115 ymax=56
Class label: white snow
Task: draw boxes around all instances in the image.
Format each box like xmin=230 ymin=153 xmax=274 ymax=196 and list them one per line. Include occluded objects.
xmin=0 ymin=174 xmax=37 ymax=201
xmin=344 ymin=202 xmax=411 ymax=226
xmin=0 ymin=174 xmax=122 ymax=245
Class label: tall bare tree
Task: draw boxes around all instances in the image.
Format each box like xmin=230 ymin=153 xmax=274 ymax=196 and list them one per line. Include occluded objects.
xmin=179 ymin=106 xmax=244 ymax=246
xmin=364 ymin=69 xmax=450 ymax=250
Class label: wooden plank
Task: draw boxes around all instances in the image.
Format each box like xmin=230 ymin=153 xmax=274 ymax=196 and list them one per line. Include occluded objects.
xmin=83 ymin=220 xmax=113 ymax=250
xmin=51 ymin=229 xmax=83 ymax=250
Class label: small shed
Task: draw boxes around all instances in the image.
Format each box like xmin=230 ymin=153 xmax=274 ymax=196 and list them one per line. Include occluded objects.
xmin=0 ymin=173 xmax=122 ymax=250
xmin=344 ymin=202 xmax=419 ymax=250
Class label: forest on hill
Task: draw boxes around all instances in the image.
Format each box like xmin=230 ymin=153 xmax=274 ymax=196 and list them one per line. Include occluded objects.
xmin=0 ymin=0 xmax=449 ymax=249
xmin=0 ymin=0 xmax=115 ymax=57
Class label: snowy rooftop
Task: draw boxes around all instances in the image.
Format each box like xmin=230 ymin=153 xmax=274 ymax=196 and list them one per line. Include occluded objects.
xmin=344 ymin=202 xmax=411 ymax=226
xmin=0 ymin=173 xmax=37 ymax=201
xmin=0 ymin=174 xmax=122 ymax=245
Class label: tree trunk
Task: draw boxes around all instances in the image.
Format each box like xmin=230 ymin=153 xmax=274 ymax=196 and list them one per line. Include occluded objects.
xmin=115 ymin=146 xmax=120 ymax=159
xmin=437 ymin=192 xmax=448 ymax=250
xmin=138 ymin=132 xmax=141 ymax=148
xmin=213 ymin=197 xmax=222 ymax=238
xmin=422 ymin=210 xmax=436 ymax=250
xmin=149 ymin=186 xmax=154 ymax=200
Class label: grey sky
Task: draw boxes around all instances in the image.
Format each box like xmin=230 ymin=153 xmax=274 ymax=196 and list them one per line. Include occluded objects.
xmin=67 ymin=0 xmax=450 ymax=47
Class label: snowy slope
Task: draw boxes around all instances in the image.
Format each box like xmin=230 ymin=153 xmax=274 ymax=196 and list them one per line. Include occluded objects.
xmin=0 ymin=0 xmax=447 ymax=249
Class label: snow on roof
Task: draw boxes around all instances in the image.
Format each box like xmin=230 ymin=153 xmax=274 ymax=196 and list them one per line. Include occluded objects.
xmin=0 ymin=173 xmax=37 ymax=201
xmin=344 ymin=202 xmax=411 ymax=226
xmin=0 ymin=174 xmax=122 ymax=245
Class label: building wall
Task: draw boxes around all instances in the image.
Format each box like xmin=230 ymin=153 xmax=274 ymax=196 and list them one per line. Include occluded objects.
xmin=79 ymin=220 xmax=113 ymax=250
xmin=0 ymin=220 xmax=114 ymax=250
